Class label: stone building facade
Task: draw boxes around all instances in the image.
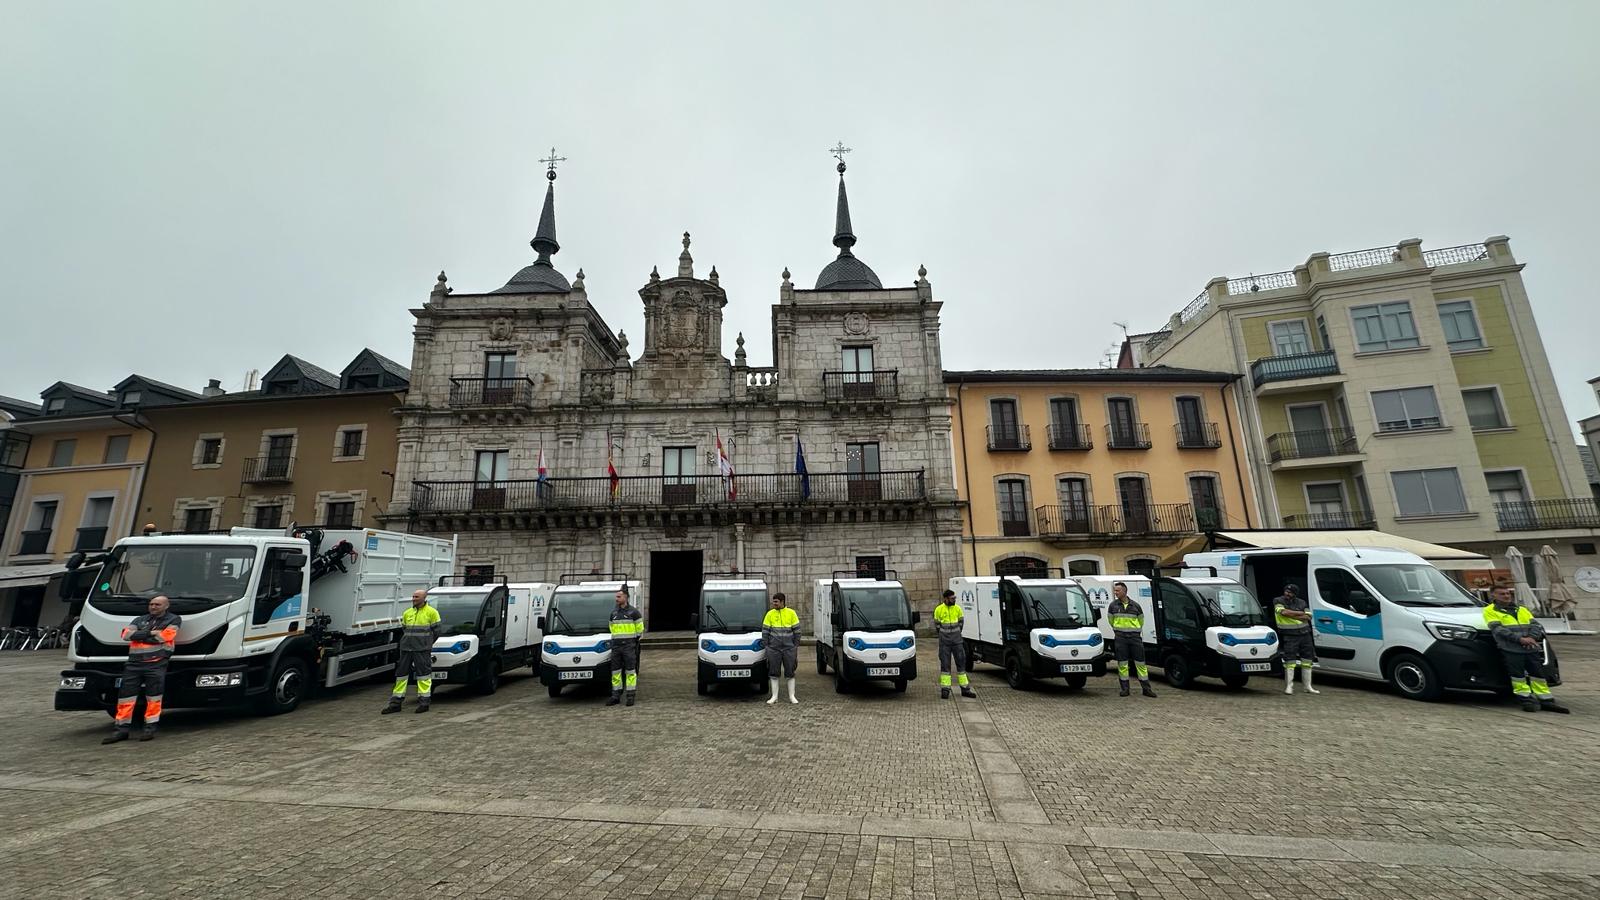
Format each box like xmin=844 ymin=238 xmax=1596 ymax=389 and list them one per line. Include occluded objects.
xmin=385 ymin=160 xmax=965 ymax=630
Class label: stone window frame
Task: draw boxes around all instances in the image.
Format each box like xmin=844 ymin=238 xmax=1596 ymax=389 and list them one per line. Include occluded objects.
xmin=1123 ymin=554 xmax=1162 ymax=579
xmin=993 ymin=473 xmax=1033 ymax=537
xmin=258 ymin=427 xmax=300 ymax=464
xmin=835 ymin=337 xmax=882 ymax=372
xmin=1053 ymin=472 xmax=1095 ymax=509
xmin=172 ymin=497 xmax=226 ymax=533
xmin=315 ymin=489 xmax=367 ymax=529
xmin=192 ymin=433 xmax=226 ymax=469
xmin=77 ymin=490 xmax=121 ymax=545
xmin=14 ymin=493 xmax=65 ymax=557
xmin=847 ymin=547 xmax=892 ymax=580
xmin=332 ymin=424 xmax=368 ymax=462
xmin=991 ymin=550 xmax=1049 ymax=578
xmin=1045 ymin=393 xmax=1084 ymax=433
xmin=1063 ymin=553 xmax=1106 ymax=576
xmin=242 ymin=494 xmax=296 ymax=530
xmin=1460 ymin=384 xmax=1512 ymax=432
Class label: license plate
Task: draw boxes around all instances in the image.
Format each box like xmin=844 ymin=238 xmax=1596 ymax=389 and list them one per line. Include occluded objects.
xmin=867 ymin=666 xmax=900 ymax=677
xmin=1241 ymin=662 xmax=1271 ymax=672
xmin=432 ymin=671 xmax=448 ymax=680
xmin=558 ymin=670 xmax=590 ymax=681
xmin=717 ymin=669 xmax=751 ymax=678
xmin=1059 ymin=663 xmax=1093 ymax=673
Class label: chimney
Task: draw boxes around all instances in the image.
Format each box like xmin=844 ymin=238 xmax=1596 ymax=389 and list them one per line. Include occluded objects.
xmin=202 ymin=379 xmax=225 ymax=398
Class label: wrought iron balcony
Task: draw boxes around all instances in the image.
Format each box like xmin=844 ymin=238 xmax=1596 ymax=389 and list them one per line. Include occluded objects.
xmin=1036 ymin=503 xmax=1194 ymax=539
xmin=1282 ymin=510 xmax=1377 ymax=530
xmin=1267 ymin=427 xmax=1360 ymax=462
xmin=449 ymin=377 xmax=538 ymax=408
xmin=409 ymin=470 xmax=927 ymax=514
xmin=242 ymin=456 xmax=295 ymax=484
xmin=1250 ymin=350 xmax=1340 ymax=388
xmin=74 ymin=526 xmax=109 ymax=551
xmin=1105 ymin=423 xmax=1152 ymax=450
xmin=987 ymin=425 xmax=1031 ymax=452
xmin=1175 ymin=421 xmax=1221 ymax=449
xmin=1046 ymin=423 xmax=1092 ymax=451
xmin=18 ymin=528 xmax=51 ymax=555
xmin=821 ymin=370 xmax=899 ymax=403
xmin=1495 ymin=499 xmax=1600 ymax=532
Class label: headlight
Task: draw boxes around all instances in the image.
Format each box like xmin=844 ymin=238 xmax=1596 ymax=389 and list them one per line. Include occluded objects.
xmin=1264 ymin=632 xmax=1278 ymax=645
xmin=753 ymin=639 xmax=765 ymax=651
xmin=544 ymin=642 xmax=559 ymax=654
xmin=599 ymin=640 xmax=612 ymax=651
xmin=446 ymin=641 xmax=471 ymax=654
xmin=700 ymin=639 xmax=714 ymax=652
xmin=195 ymin=673 xmax=242 ymax=688
xmin=1426 ymin=622 xmax=1479 ymax=641
xmin=1038 ymin=634 xmax=1058 ymax=648
xmin=898 ymin=636 xmax=915 ymax=650
xmin=59 ymin=676 xmax=87 ymax=690
xmin=1218 ymin=633 xmax=1239 ymax=646
xmin=848 ymin=637 xmax=865 ymax=651
xmin=1087 ymin=633 xmax=1103 ymax=647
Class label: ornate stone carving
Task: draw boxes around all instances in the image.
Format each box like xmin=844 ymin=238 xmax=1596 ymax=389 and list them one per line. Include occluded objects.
xmin=489 ymin=317 xmax=515 ymax=341
xmin=662 ymin=290 xmax=702 ymax=348
xmin=843 ymin=312 xmax=869 ymax=335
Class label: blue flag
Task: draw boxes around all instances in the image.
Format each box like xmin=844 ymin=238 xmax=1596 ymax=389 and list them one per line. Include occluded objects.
xmin=795 ymin=439 xmax=810 ymax=500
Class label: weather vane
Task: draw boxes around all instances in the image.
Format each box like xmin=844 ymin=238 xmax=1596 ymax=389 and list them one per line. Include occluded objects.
xmin=829 ymin=141 xmax=851 ymax=174
xmin=539 ymin=146 xmax=567 ymax=181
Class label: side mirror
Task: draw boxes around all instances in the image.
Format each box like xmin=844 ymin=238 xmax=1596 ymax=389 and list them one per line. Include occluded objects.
xmin=1352 ymin=593 xmax=1380 ymax=616
xmin=1092 ymin=608 xmax=1102 ymax=623
xmin=484 ymin=617 xmax=497 ymax=629
xmin=536 ymin=616 xmax=546 ymax=630
xmin=911 ymin=611 xmax=922 ymax=626
xmin=64 ymin=551 xmax=86 ymax=572
xmin=282 ymin=551 xmax=308 ymax=570
xmin=689 ymin=613 xmax=700 ymax=631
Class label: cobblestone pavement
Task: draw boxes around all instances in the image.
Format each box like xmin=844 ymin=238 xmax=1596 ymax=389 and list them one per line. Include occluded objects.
xmin=1 ymin=637 xmax=1597 ymax=898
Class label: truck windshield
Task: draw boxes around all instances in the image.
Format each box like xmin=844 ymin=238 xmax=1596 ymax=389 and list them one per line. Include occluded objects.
xmin=1019 ymin=584 xmax=1093 ymax=628
xmin=89 ymin=545 xmax=259 ymax=615
xmin=429 ymin=594 xmax=489 ymax=635
xmin=700 ymin=589 xmax=767 ymax=632
xmin=841 ymin=586 xmax=912 ymax=631
xmin=1356 ymin=564 xmax=1476 ymax=607
xmin=1190 ymin=585 xmax=1269 ymax=626
xmin=547 ymin=590 xmax=619 ymax=634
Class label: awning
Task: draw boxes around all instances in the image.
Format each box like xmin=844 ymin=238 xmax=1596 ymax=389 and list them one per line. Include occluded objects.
xmin=1211 ymin=530 xmax=1491 ymax=569
xmin=0 ymin=564 xmax=68 ymax=589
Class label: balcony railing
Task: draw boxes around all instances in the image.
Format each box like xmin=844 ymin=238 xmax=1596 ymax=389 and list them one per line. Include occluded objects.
xmin=987 ymin=425 xmax=1031 ymax=452
xmin=449 ymin=377 xmax=537 ymax=408
xmin=1105 ymin=423 xmax=1152 ymax=450
xmin=1267 ymin=427 xmax=1359 ymax=462
xmin=1000 ymin=517 xmax=1031 ymax=537
xmin=409 ymin=470 xmax=927 ymax=514
xmin=1175 ymin=421 xmax=1221 ymax=449
xmin=1422 ymin=243 xmax=1489 ymax=267
xmin=242 ymin=456 xmax=295 ymax=484
xmin=1046 ymin=423 xmax=1092 ymax=451
xmin=1282 ymin=510 xmax=1377 ymax=530
xmin=1495 ymin=499 xmax=1600 ymax=532
xmin=1250 ymin=350 xmax=1340 ymax=387
xmin=74 ymin=526 xmax=109 ymax=551
xmin=821 ymin=370 xmax=899 ymax=403
xmin=1036 ymin=503 xmax=1194 ymax=538
xmin=18 ymin=529 xmax=51 ymax=555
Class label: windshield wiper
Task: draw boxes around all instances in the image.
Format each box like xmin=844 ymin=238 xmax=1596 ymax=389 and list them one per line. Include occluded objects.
xmin=704 ymin=604 xmax=730 ymax=631
xmin=549 ymin=606 xmax=576 ymax=633
xmin=1025 ymin=595 xmax=1054 ymax=627
xmin=848 ymin=600 xmax=875 ymax=629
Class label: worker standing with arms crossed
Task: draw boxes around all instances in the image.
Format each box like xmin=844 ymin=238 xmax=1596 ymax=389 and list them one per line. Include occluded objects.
xmin=384 ymin=589 xmax=441 ymax=714
xmin=104 ymin=594 xmax=181 ymax=743
xmin=608 ymin=588 xmax=644 ymax=707
xmin=1107 ymin=581 xmax=1156 ymax=698
xmin=763 ymin=592 xmax=801 ymax=704
xmin=1273 ymin=584 xmax=1318 ymax=695
xmin=1484 ymin=585 xmax=1569 ymax=713
xmin=934 ymin=589 xmax=975 ymax=699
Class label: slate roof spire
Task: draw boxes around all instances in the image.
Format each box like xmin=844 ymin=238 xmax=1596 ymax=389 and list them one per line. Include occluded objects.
xmin=814 ymin=142 xmax=883 ymax=291
xmin=493 ymin=148 xmax=572 ymax=294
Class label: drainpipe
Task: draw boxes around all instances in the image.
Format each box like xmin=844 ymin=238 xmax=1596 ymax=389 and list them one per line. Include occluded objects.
xmin=1219 ymin=382 xmax=1251 ymax=528
xmin=955 ymin=377 xmax=978 ymax=575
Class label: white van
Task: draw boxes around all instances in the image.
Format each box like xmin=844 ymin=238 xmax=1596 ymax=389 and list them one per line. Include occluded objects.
xmin=537 ymin=576 xmax=642 ymax=698
xmin=813 ymin=572 xmax=919 ymax=693
xmin=950 ymin=575 xmax=1107 ymax=690
xmin=1184 ymin=547 xmax=1536 ymax=700
xmin=693 ymin=574 xmax=771 ymax=696
xmin=426 ymin=580 xmax=554 ymax=694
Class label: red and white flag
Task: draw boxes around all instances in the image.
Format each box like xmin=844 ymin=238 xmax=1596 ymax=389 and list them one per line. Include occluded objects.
xmin=716 ymin=431 xmax=737 ymax=500
xmin=607 ymin=445 xmax=620 ymax=500
xmin=536 ymin=447 xmax=549 ymax=484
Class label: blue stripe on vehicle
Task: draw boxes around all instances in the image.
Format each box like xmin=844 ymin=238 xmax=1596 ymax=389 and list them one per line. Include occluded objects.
xmin=703 ymin=640 xmax=762 ymax=652
xmin=548 ymin=642 xmax=608 ymax=653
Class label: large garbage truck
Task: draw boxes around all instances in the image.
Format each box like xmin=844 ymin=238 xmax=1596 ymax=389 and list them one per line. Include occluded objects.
xmin=55 ymin=526 xmax=456 ymax=717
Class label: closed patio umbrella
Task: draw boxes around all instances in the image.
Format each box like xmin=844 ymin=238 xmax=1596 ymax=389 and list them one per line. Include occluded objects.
xmin=1539 ymin=545 xmax=1576 ymax=627
xmin=1504 ymin=546 xmax=1543 ymax=616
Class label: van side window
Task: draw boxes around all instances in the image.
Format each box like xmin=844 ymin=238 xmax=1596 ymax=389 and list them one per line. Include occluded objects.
xmin=252 ymin=548 xmax=299 ymax=625
xmin=1315 ymin=568 xmax=1370 ymax=614
xmin=1158 ymin=583 xmax=1202 ymax=640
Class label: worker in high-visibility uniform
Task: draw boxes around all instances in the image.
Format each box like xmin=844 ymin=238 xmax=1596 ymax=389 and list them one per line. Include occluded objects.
xmin=763 ymin=592 xmax=801 ymax=705
xmin=1273 ymin=584 xmax=1318 ymax=695
xmin=607 ymin=588 xmax=644 ymax=707
xmin=1485 ymin=585 xmax=1569 ymax=714
xmin=104 ymin=594 xmax=182 ymax=744
xmin=934 ymin=590 xmax=975 ymax=699
xmin=1107 ymin=581 xmax=1156 ymax=698
xmin=383 ymin=589 xmax=441 ymax=714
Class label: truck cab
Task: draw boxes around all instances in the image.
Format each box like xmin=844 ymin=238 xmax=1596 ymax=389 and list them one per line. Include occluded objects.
xmin=692 ymin=573 xmax=770 ymax=696
xmin=953 ymin=574 xmax=1107 ymax=690
xmin=812 ymin=571 xmax=919 ymax=693
xmin=1147 ymin=570 xmax=1280 ymax=689
xmin=426 ymin=579 xmax=553 ymax=695
xmin=538 ymin=575 xmax=640 ymax=698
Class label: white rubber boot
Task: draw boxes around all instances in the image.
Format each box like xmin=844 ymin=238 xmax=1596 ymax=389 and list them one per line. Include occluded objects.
xmin=1301 ymin=666 xmax=1320 ymax=694
xmin=787 ymin=678 xmax=799 ymax=704
xmin=1284 ymin=668 xmax=1295 ymax=695
xmin=766 ymin=678 xmax=779 ymax=704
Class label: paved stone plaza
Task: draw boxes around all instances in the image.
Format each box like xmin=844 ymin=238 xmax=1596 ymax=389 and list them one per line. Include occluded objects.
xmin=2 ymin=640 xmax=1598 ymax=899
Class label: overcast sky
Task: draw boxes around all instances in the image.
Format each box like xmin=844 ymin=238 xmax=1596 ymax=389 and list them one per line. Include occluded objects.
xmin=4 ymin=2 xmax=1597 ymax=433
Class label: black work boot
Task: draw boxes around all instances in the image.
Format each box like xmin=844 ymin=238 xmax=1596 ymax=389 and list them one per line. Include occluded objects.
xmin=606 ymin=694 xmax=621 ymax=706
xmin=1521 ymin=698 xmax=1540 ymax=712
xmin=1541 ymin=699 xmax=1571 ymax=714
xmin=961 ymin=686 xmax=977 ymax=699
xmin=102 ymin=729 xmax=130 ymax=745
xmin=940 ymin=687 xmax=951 ymax=700
xmin=624 ymin=693 xmax=635 ymax=707
xmin=138 ymin=727 xmax=156 ymax=742
xmin=381 ymin=699 xmax=403 ymax=714
xmin=1118 ymin=681 xmax=1130 ymax=697
xmin=1141 ymin=682 xmax=1158 ymax=698
xmin=414 ymin=697 xmax=430 ymax=714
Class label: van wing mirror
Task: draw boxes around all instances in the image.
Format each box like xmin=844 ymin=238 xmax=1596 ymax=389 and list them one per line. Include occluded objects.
xmin=64 ymin=551 xmax=86 ymax=572
xmin=1352 ymin=592 xmax=1380 ymax=615
xmin=536 ymin=615 xmax=546 ymax=630
xmin=282 ymin=551 xmax=308 ymax=570
xmin=911 ymin=611 xmax=922 ymax=626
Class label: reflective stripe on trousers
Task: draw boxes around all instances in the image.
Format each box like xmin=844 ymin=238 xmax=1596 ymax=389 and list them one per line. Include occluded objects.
xmin=938 ymin=641 xmax=968 ymax=687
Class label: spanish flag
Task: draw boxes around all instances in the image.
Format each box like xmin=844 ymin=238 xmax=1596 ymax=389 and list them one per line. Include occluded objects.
xmin=607 ymin=445 xmax=620 ymax=500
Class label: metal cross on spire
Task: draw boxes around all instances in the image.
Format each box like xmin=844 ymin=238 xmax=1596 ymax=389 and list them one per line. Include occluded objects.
xmin=539 ymin=147 xmax=567 ymax=181
xmin=829 ymin=141 xmax=851 ymax=173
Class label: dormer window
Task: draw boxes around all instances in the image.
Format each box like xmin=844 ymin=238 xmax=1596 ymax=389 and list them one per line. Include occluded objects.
xmin=264 ymin=379 xmax=299 ymax=395
xmin=346 ymin=373 xmax=379 ymax=389
xmin=121 ymin=390 xmax=142 ymax=406
xmin=45 ymin=398 xmax=65 ymax=414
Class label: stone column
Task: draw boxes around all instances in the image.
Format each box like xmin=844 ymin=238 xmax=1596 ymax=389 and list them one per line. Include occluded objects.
xmin=734 ymin=522 xmax=747 ymax=572
xmin=603 ymin=523 xmax=615 ymax=573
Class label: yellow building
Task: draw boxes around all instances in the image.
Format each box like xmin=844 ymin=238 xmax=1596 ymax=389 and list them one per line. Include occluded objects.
xmin=945 ymin=368 xmax=1258 ymax=578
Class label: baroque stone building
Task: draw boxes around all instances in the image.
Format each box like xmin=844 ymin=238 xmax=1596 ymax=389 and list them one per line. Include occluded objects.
xmin=386 ymin=157 xmax=964 ymax=629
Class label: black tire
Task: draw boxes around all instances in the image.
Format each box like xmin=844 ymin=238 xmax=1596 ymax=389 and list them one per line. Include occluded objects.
xmin=1221 ymin=671 xmax=1250 ymax=690
xmin=547 ymin=683 xmax=562 ymax=698
xmin=258 ymin=656 xmax=310 ymax=716
xmin=833 ymin=662 xmax=848 ymax=694
xmin=478 ymin=661 xmax=500 ymax=695
xmin=696 ymin=677 xmax=708 ymax=696
xmin=1004 ymin=654 xmax=1030 ymax=690
xmin=965 ymin=640 xmax=981 ymax=670
xmin=1387 ymin=652 xmax=1443 ymax=701
xmin=1164 ymin=655 xmax=1194 ymax=689
xmin=1064 ymin=673 xmax=1087 ymax=690
xmin=894 ymin=679 xmax=908 ymax=693
xmin=815 ymin=643 xmax=828 ymax=675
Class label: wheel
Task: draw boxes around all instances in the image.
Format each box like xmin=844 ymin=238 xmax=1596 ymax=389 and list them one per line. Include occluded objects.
xmin=1387 ymin=652 xmax=1442 ymax=701
xmin=894 ymin=679 xmax=908 ymax=693
xmin=257 ymin=656 xmax=309 ymax=715
xmin=965 ymin=640 xmax=980 ymax=670
xmin=477 ymin=661 xmax=500 ymax=695
xmin=1164 ymin=655 xmax=1194 ymax=690
xmin=1064 ymin=673 xmax=1087 ymax=691
xmin=1221 ymin=671 xmax=1249 ymax=690
xmin=815 ymin=643 xmax=828 ymax=675
xmin=696 ymin=677 xmax=708 ymax=696
xmin=833 ymin=662 xmax=848 ymax=694
xmin=547 ymin=683 xmax=563 ymax=698
xmin=1004 ymin=654 xmax=1031 ymax=690
xmin=752 ymin=680 xmax=765 ymax=695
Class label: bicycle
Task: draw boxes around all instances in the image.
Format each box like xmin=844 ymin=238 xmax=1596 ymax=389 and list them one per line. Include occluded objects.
xmin=26 ymin=627 xmax=62 ymax=650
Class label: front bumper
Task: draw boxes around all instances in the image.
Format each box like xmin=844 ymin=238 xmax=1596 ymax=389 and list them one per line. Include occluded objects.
xmin=698 ymin=658 xmax=769 ymax=684
xmin=839 ymin=655 xmax=917 ymax=683
xmin=539 ymin=661 xmax=610 ymax=688
xmin=1030 ymin=649 xmax=1109 ymax=678
xmin=1424 ymin=639 xmax=1506 ymax=692
xmin=55 ymin=662 xmax=253 ymax=712
xmin=1217 ymin=653 xmax=1282 ymax=677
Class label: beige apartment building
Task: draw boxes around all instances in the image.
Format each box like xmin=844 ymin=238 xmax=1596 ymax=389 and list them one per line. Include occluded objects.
xmin=1132 ymin=236 xmax=1600 ymax=621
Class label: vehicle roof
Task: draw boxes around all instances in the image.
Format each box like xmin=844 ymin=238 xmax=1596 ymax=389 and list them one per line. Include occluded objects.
xmin=827 ymin=578 xmax=905 ymax=588
xmin=506 ymin=582 xmax=556 ymax=590
xmin=427 ymin=586 xmax=499 ymax=598
xmin=1167 ymin=576 xmax=1241 ymax=586
xmin=703 ymin=579 xmax=768 ymax=590
xmin=554 ymin=580 xmax=637 ymax=591
xmin=116 ymin=534 xmax=303 ymax=547
xmin=1193 ymin=547 xmax=1426 ymax=563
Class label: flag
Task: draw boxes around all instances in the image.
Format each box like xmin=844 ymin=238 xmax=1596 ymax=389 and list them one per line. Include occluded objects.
xmin=536 ymin=447 xmax=549 ymax=483
xmin=607 ymin=445 xmax=620 ymax=500
xmin=716 ymin=430 xmax=736 ymax=500
xmin=795 ymin=438 xmax=810 ymax=500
